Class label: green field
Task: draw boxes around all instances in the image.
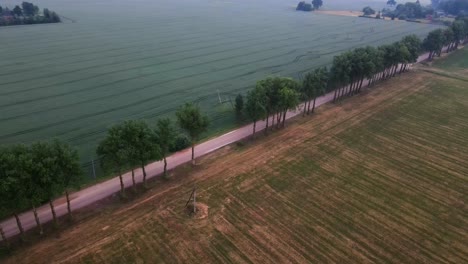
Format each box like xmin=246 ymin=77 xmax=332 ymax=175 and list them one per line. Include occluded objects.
xmin=4 ymin=47 xmax=467 ymax=263
xmin=434 ymin=46 xmax=468 ymax=70
xmin=0 ymin=0 xmax=441 ymax=164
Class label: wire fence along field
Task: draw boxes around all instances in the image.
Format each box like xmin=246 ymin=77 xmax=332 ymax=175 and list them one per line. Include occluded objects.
xmin=0 ymin=0 xmax=442 ymax=167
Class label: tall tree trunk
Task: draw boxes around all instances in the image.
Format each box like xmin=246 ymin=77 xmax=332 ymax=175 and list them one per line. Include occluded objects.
xmin=312 ymin=97 xmax=317 ymax=113
xmin=277 ymin=112 xmax=281 ymax=128
xmin=32 ymin=204 xmax=43 ymax=235
xmin=358 ymin=77 xmax=365 ymax=93
xmin=338 ymin=86 xmax=344 ymax=100
xmin=65 ymin=189 xmax=72 ymax=220
xmin=163 ymin=157 xmax=168 ymax=178
xmin=118 ymin=170 xmax=125 ymax=196
xmin=302 ymin=101 xmax=307 ymax=116
xmin=252 ymin=121 xmax=256 ymax=137
xmin=348 ymin=80 xmax=354 ymax=96
xmin=392 ymin=64 xmax=398 ymax=77
xmin=282 ymin=111 xmax=287 ymax=127
xmin=271 ymin=113 xmax=275 ymax=129
xmin=131 ymin=169 xmax=136 ymax=191
xmin=141 ymin=162 xmax=147 ymax=186
xmin=333 ymin=88 xmax=338 ymax=102
xmin=0 ymin=225 xmax=9 ymax=249
xmin=191 ymin=142 xmax=195 ymax=165
xmin=265 ymin=114 xmax=269 ymax=134
xmin=49 ymin=200 xmax=58 ymax=226
xmin=14 ymin=213 xmax=25 ymax=241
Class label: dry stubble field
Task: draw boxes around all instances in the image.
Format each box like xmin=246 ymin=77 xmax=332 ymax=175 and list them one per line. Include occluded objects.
xmin=3 ymin=53 xmax=468 ymax=263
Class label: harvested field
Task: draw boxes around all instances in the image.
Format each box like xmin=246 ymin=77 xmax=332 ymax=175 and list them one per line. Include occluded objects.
xmin=3 ymin=52 xmax=468 ymax=263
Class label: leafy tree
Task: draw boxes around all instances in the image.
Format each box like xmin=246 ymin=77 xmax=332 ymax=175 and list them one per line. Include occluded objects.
xmin=9 ymin=144 xmax=46 ymax=235
xmin=0 ymin=146 xmax=30 ymax=240
xmin=154 ymin=118 xmax=176 ymax=178
xmin=312 ymin=0 xmax=323 ymax=10
xmin=245 ymin=86 xmax=266 ymax=136
xmin=440 ymin=0 xmax=468 ymax=16
xmin=443 ymin=28 xmax=455 ymax=53
xmin=22 ymin=2 xmax=38 ymax=16
xmin=423 ymin=29 xmax=446 ymax=59
xmin=13 ymin=5 xmax=22 ymax=16
xmin=121 ymin=120 xmax=160 ymax=187
xmin=330 ymin=53 xmax=351 ymax=101
xmin=401 ymin=35 xmax=422 ymax=62
xmin=297 ymin=2 xmax=313 ymax=11
xmin=387 ymin=0 xmax=397 ymax=6
xmin=0 ymin=154 xmax=11 ymax=248
xmin=43 ymin=8 xmax=50 ymax=19
xmin=277 ymin=82 xmax=300 ymax=127
xmin=176 ymin=103 xmax=210 ymax=165
xmin=363 ymin=6 xmax=376 ymax=16
xmin=302 ymin=67 xmax=328 ymax=115
xmin=30 ymin=142 xmax=62 ymax=226
xmin=52 ymin=140 xmax=82 ymax=220
xmin=50 ymin=11 xmax=60 ymax=23
xmin=235 ymin=94 xmax=244 ymax=117
xmin=296 ymin=1 xmax=306 ymax=10
xmin=394 ymin=42 xmax=411 ymax=76
xmin=451 ymin=20 xmax=466 ymax=50
xmin=256 ymin=77 xmax=285 ymax=131
xmin=97 ymin=126 xmax=128 ymax=197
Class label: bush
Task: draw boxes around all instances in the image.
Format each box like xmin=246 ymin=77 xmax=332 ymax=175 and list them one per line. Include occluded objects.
xmin=170 ymin=134 xmax=191 ymax=153
xmin=235 ymin=94 xmax=244 ymax=116
xmin=398 ymin=14 xmax=407 ymax=20
xmin=296 ymin=1 xmax=313 ymax=12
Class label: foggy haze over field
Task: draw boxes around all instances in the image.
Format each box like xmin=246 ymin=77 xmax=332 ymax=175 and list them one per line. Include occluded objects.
xmin=0 ymin=0 xmax=441 ymax=161
xmin=0 ymin=0 xmax=433 ymax=14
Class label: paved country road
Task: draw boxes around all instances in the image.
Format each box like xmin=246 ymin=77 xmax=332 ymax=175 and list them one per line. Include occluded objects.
xmin=0 ymin=53 xmax=431 ymax=240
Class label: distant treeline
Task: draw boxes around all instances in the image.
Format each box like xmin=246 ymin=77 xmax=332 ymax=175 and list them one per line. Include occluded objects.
xmin=438 ymin=0 xmax=468 ymax=16
xmin=383 ymin=0 xmax=468 ymax=20
xmin=296 ymin=0 xmax=323 ymax=12
xmin=0 ymin=2 xmax=60 ymax=27
xmin=383 ymin=1 xmax=435 ymax=20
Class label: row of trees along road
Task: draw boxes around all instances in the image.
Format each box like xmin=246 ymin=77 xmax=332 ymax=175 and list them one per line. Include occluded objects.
xmin=0 ymin=140 xmax=81 ymax=244
xmin=2 ymin=16 xmax=468 ymax=247
xmin=96 ymin=103 xmax=209 ymax=197
xmin=242 ymin=34 xmax=422 ymax=137
xmin=0 ymin=103 xmax=209 ymax=247
xmin=242 ymin=15 xmax=468 ymax=138
xmin=423 ymin=16 xmax=468 ymax=59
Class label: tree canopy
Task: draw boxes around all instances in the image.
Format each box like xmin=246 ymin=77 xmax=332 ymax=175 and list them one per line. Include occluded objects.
xmin=363 ymin=6 xmax=376 ymax=16
xmin=312 ymin=0 xmax=323 ymax=10
xmin=0 ymin=2 xmax=60 ymax=26
xmin=176 ymin=103 xmax=210 ymax=164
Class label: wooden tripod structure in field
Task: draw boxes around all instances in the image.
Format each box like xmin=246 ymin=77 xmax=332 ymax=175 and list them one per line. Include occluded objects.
xmin=185 ymin=186 xmax=197 ymax=214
